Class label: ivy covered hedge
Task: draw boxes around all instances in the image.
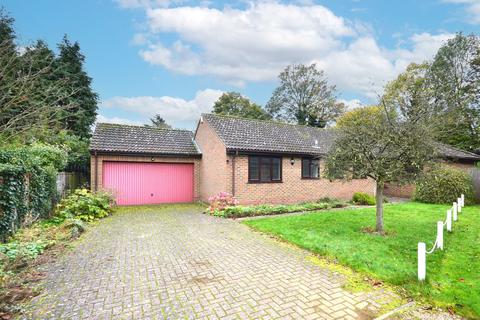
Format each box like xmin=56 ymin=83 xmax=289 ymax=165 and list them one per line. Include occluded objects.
xmin=0 ymin=144 xmax=67 ymax=239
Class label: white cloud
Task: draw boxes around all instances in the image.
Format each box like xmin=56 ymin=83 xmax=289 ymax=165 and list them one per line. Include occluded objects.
xmin=444 ymin=0 xmax=480 ymax=24
xmin=315 ymin=32 xmax=453 ymax=98
xmin=126 ymin=1 xmax=454 ymax=98
xmin=96 ymin=114 xmax=143 ymax=126
xmin=140 ymin=2 xmax=354 ymax=85
xmin=101 ymin=89 xmax=223 ymax=128
xmin=339 ymin=98 xmax=363 ymax=110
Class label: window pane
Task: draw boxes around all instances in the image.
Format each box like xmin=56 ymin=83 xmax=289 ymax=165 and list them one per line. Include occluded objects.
xmin=311 ymin=159 xmax=320 ymax=178
xmin=249 ymin=157 xmax=259 ymax=180
xmin=302 ymin=159 xmax=310 ymax=178
xmin=260 ymin=157 xmax=271 ymax=181
xmin=272 ymin=158 xmax=281 ymax=180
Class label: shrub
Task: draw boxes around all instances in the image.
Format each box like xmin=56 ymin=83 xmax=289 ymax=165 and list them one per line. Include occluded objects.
xmin=318 ymin=197 xmax=348 ymax=208
xmin=352 ymin=192 xmax=376 ymax=205
xmin=207 ymin=192 xmax=239 ymax=214
xmin=62 ymin=218 xmax=86 ymax=238
xmin=414 ymin=165 xmax=475 ymax=204
xmin=55 ymin=189 xmax=115 ymax=222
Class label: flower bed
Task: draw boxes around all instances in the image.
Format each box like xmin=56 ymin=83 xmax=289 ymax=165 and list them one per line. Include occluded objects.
xmin=207 ymin=194 xmax=347 ymax=218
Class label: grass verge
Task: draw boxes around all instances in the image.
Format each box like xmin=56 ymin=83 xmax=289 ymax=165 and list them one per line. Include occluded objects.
xmin=243 ymin=202 xmax=480 ymax=318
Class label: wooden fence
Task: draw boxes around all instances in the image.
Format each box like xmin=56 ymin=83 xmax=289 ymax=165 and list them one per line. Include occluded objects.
xmin=470 ymin=167 xmax=480 ymax=200
xmin=56 ymin=171 xmax=89 ymax=196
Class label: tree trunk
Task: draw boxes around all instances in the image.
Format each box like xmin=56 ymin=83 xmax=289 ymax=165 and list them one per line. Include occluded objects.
xmin=375 ymin=181 xmax=384 ymax=233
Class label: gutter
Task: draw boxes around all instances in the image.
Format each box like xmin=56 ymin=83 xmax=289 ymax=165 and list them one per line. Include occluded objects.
xmin=94 ymin=151 xmax=98 ymax=192
xmin=232 ymin=150 xmax=238 ymax=196
xmin=89 ymin=150 xmax=202 ymax=158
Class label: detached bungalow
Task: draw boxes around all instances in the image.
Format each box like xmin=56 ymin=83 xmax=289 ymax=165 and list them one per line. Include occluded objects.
xmin=90 ymin=113 xmax=480 ymax=205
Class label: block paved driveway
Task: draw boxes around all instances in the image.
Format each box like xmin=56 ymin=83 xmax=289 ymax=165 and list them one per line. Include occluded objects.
xmin=27 ymin=205 xmax=399 ymax=320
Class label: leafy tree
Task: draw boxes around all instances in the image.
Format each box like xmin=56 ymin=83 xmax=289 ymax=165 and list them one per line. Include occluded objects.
xmin=0 ymin=8 xmax=16 ymax=59
xmin=325 ymin=89 xmax=435 ymax=233
xmin=0 ymin=15 xmax=73 ymax=143
xmin=0 ymin=12 xmax=92 ymax=170
xmin=55 ymin=35 xmax=98 ymax=138
xmin=212 ymin=92 xmax=271 ymax=120
xmin=149 ymin=114 xmax=172 ymax=129
xmin=427 ymin=33 xmax=480 ymax=151
xmin=266 ymin=63 xmax=345 ymax=127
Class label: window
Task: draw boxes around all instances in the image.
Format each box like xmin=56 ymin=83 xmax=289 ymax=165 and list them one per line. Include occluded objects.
xmin=302 ymin=158 xmax=320 ymax=179
xmin=248 ymin=156 xmax=282 ymax=182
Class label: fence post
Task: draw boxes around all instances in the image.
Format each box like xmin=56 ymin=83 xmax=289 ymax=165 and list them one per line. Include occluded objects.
xmin=418 ymin=242 xmax=426 ymax=281
xmin=457 ymin=198 xmax=462 ymax=213
xmin=453 ymin=202 xmax=458 ymax=221
xmin=446 ymin=209 xmax=452 ymax=232
xmin=461 ymin=194 xmax=465 ymax=207
xmin=437 ymin=221 xmax=444 ymax=250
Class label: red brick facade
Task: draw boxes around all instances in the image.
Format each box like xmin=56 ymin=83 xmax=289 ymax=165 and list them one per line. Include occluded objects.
xmin=194 ymin=118 xmax=229 ymax=201
xmin=195 ymin=119 xmax=376 ymax=204
xmin=230 ymin=155 xmax=375 ymax=204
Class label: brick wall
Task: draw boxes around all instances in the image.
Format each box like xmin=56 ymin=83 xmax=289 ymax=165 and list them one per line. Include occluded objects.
xmin=231 ymin=155 xmax=376 ymax=205
xmin=194 ymin=119 xmax=229 ymax=201
xmin=90 ymin=154 xmax=201 ymax=201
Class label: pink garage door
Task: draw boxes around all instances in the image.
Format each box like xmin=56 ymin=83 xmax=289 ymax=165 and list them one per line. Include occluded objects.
xmin=102 ymin=162 xmax=194 ymax=205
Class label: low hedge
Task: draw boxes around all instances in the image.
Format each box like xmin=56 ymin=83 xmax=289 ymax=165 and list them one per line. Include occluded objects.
xmin=209 ymin=199 xmax=347 ymax=218
xmin=414 ymin=165 xmax=475 ymax=204
xmin=352 ymin=192 xmax=376 ymax=205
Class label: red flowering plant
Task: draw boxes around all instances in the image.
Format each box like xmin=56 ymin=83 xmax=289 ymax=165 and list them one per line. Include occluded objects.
xmin=207 ymin=192 xmax=239 ymax=216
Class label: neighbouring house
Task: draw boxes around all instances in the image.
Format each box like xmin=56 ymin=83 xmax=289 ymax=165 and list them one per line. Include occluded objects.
xmin=90 ymin=113 xmax=480 ymax=205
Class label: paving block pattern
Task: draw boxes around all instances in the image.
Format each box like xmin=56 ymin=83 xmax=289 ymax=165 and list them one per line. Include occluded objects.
xmin=25 ymin=205 xmax=399 ymax=319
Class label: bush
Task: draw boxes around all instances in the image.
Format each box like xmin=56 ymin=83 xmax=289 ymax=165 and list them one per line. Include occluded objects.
xmin=414 ymin=165 xmax=475 ymax=204
xmin=207 ymin=192 xmax=239 ymax=214
xmin=55 ymin=189 xmax=115 ymax=222
xmin=352 ymin=192 xmax=376 ymax=205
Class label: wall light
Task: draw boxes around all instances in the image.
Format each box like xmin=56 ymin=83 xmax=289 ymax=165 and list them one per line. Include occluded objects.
xmin=290 ymin=158 xmax=295 ymax=165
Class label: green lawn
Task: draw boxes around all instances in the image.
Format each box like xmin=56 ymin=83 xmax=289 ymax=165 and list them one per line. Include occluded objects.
xmin=243 ymin=202 xmax=480 ymax=318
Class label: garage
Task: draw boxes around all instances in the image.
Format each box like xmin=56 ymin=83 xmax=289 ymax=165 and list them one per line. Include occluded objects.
xmin=102 ymin=162 xmax=194 ymax=205
xmin=90 ymin=123 xmax=201 ymax=205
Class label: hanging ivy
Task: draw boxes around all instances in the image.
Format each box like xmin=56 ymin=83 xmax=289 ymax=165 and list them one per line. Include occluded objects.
xmin=0 ymin=144 xmax=67 ymax=240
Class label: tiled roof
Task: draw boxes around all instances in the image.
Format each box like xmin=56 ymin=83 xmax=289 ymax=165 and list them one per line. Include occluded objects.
xmin=90 ymin=123 xmax=201 ymax=156
xmin=201 ymin=113 xmax=335 ymax=156
xmin=435 ymin=143 xmax=480 ymax=161
xmin=202 ymin=113 xmax=480 ymax=161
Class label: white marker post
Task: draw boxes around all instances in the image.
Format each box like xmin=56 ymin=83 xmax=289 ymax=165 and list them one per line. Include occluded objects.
xmin=453 ymin=202 xmax=458 ymax=221
xmin=437 ymin=221 xmax=444 ymax=250
xmin=461 ymin=194 xmax=465 ymax=207
xmin=446 ymin=209 xmax=452 ymax=232
xmin=457 ymin=198 xmax=462 ymax=213
xmin=418 ymin=242 xmax=426 ymax=281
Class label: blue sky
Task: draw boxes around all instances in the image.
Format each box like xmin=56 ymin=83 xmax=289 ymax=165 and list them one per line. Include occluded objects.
xmin=3 ymin=0 xmax=480 ymax=129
